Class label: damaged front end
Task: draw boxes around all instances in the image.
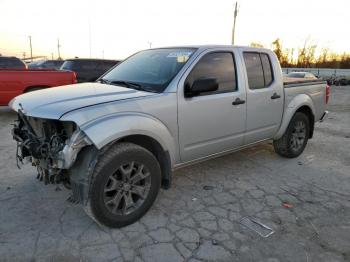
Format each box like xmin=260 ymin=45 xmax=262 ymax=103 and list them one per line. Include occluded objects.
xmin=12 ymin=110 xmax=95 ymax=197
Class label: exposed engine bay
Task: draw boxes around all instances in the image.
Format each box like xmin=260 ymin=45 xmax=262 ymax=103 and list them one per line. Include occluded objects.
xmin=12 ymin=110 xmax=92 ymax=187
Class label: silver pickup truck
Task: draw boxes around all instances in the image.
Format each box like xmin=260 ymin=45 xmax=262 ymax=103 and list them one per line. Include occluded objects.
xmin=10 ymin=45 xmax=329 ymax=227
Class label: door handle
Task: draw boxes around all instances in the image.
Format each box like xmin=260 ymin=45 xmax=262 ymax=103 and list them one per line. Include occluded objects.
xmin=232 ymin=98 xmax=245 ymax=105
xmin=271 ymin=93 xmax=281 ymax=99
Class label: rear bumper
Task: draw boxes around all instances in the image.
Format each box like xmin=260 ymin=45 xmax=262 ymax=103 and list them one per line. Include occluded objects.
xmin=319 ymin=110 xmax=329 ymax=122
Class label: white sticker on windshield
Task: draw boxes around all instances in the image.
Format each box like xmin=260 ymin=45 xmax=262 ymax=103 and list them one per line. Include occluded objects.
xmin=167 ymin=51 xmax=192 ymax=58
xmin=167 ymin=51 xmax=192 ymax=63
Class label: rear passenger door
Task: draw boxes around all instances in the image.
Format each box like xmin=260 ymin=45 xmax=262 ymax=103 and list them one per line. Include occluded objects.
xmin=243 ymin=52 xmax=283 ymax=144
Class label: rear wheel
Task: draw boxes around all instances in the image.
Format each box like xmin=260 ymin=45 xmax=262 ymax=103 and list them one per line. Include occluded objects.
xmin=86 ymin=142 xmax=161 ymax=228
xmin=273 ymin=112 xmax=310 ymax=158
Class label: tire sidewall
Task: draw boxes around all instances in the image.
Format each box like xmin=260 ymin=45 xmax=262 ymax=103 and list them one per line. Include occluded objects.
xmin=286 ymin=113 xmax=310 ymax=157
xmin=90 ymin=144 xmax=161 ymax=228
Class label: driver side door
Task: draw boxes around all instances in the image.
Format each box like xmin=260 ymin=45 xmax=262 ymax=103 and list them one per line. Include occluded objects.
xmin=177 ymin=50 xmax=246 ymax=162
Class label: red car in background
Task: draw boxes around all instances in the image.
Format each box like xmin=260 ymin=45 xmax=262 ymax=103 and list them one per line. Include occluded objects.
xmin=0 ymin=69 xmax=77 ymax=106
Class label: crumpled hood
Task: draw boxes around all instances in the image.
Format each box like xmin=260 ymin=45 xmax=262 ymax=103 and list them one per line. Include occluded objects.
xmin=9 ymin=83 xmax=156 ymax=119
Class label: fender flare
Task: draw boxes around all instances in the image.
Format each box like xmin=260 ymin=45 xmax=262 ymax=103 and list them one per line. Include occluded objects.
xmin=78 ymin=112 xmax=178 ymax=166
xmin=274 ymin=94 xmax=315 ymax=140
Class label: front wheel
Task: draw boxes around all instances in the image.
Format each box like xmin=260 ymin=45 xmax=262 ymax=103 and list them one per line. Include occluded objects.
xmin=86 ymin=142 xmax=161 ymax=228
xmin=273 ymin=112 xmax=310 ymax=158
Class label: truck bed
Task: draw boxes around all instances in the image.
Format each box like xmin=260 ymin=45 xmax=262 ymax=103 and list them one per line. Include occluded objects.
xmin=0 ymin=69 xmax=77 ymax=105
xmin=283 ymin=77 xmax=326 ymax=87
xmin=283 ymin=77 xmax=327 ymax=122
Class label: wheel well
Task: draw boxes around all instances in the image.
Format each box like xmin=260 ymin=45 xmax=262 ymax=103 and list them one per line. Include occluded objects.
xmin=118 ymin=135 xmax=172 ymax=189
xmin=296 ymin=106 xmax=315 ymax=138
xmin=24 ymin=85 xmax=50 ymax=93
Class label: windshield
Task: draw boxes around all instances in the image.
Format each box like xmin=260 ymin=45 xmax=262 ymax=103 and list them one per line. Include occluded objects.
xmin=101 ymin=48 xmax=196 ymax=92
xmin=60 ymin=60 xmax=76 ymax=70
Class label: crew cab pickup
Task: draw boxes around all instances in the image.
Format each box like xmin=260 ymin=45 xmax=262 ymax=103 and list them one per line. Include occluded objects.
xmin=9 ymin=46 xmax=329 ymax=228
xmin=0 ymin=69 xmax=77 ymax=105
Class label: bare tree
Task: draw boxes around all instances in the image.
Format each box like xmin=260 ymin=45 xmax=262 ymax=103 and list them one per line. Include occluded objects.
xmin=250 ymin=42 xmax=264 ymax=48
xmin=249 ymin=38 xmax=350 ymax=69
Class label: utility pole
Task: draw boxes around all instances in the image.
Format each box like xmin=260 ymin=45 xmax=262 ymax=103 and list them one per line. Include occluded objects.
xmin=231 ymin=2 xmax=238 ymax=45
xmin=28 ymin=36 xmax=33 ymax=62
xmin=51 ymin=53 xmax=54 ymax=60
xmin=57 ymin=39 xmax=61 ymax=60
xmin=148 ymin=41 xmax=152 ymax=48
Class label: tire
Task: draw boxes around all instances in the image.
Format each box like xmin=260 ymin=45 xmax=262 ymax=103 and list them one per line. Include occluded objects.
xmin=86 ymin=142 xmax=161 ymax=228
xmin=273 ymin=112 xmax=310 ymax=158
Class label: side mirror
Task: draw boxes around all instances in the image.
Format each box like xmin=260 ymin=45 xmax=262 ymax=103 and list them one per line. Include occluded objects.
xmin=185 ymin=78 xmax=219 ymax=97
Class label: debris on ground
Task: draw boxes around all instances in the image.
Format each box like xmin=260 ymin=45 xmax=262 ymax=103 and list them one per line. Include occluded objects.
xmin=203 ymin=185 xmax=214 ymax=190
xmin=240 ymin=217 xmax=274 ymax=238
xmin=211 ymin=239 xmax=218 ymax=245
xmin=282 ymin=202 xmax=293 ymax=209
xmin=192 ymin=197 xmax=198 ymax=201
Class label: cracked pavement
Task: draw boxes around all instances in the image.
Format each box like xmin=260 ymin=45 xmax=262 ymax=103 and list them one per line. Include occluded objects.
xmin=0 ymin=86 xmax=350 ymax=262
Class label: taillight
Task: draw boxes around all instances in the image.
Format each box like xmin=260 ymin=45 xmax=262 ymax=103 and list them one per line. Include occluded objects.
xmin=73 ymin=72 xmax=78 ymax=84
xmin=325 ymin=84 xmax=330 ymax=104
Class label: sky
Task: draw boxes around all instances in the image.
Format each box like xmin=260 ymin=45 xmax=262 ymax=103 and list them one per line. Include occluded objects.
xmin=0 ymin=0 xmax=349 ymax=60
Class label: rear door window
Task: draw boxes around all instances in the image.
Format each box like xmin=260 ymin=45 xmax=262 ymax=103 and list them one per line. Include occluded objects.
xmin=243 ymin=52 xmax=274 ymax=89
xmin=260 ymin=53 xmax=273 ymax=86
xmin=243 ymin=53 xmax=265 ymax=89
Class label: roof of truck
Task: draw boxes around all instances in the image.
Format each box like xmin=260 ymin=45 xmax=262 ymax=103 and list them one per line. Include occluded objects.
xmin=151 ymin=45 xmax=271 ymax=52
xmin=149 ymin=45 xmax=271 ymax=51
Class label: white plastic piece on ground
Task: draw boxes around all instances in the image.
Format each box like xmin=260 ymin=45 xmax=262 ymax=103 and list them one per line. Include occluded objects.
xmin=240 ymin=217 xmax=274 ymax=238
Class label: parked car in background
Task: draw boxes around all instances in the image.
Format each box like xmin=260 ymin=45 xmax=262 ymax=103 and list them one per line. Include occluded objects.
xmin=286 ymin=72 xmax=318 ymax=80
xmin=0 ymin=69 xmax=77 ymax=105
xmin=334 ymin=78 xmax=350 ymax=86
xmin=0 ymin=56 xmax=27 ymax=69
xmin=28 ymin=60 xmax=64 ymax=70
xmin=10 ymin=46 xmax=329 ymax=228
xmin=60 ymin=58 xmax=120 ymax=82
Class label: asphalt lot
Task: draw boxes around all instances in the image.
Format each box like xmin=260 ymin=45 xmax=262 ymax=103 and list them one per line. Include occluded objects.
xmin=0 ymin=86 xmax=349 ymax=262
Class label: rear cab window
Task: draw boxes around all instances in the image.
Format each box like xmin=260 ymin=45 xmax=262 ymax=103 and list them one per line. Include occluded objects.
xmin=0 ymin=57 xmax=26 ymax=69
xmin=243 ymin=52 xmax=274 ymax=89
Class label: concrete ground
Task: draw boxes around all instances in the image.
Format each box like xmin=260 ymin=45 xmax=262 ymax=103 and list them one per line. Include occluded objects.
xmin=0 ymin=86 xmax=349 ymax=262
